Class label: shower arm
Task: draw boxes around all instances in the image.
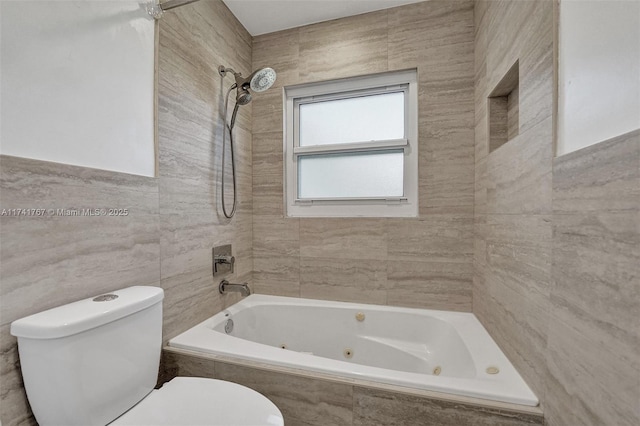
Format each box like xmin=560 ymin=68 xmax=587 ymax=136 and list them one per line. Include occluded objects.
xmin=160 ymin=0 xmax=200 ymax=11
xmin=218 ymin=66 xmax=255 ymax=90
xmin=147 ymin=0 xmax=202 ymax=19
xmin=218 ymin=66 xmax=238 ymax=78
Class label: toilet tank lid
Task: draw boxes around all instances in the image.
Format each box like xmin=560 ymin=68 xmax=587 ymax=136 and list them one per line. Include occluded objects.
xmin=10 ymin=286 xmax=164 ymax=339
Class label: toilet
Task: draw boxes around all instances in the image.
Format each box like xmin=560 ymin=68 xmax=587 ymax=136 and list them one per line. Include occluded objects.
xmin=10 ymin=286 xmax=284 ymax=426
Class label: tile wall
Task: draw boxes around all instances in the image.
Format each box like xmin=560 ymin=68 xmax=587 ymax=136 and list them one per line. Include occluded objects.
xmin=155 ymin=0 xmax=253 ymax=339
xmin=0 ymin=1 xmax=252 ymax=424
xmin=251 ymin=0 xmax=476 ymax=310
xmin=474 ymin=1 xmax=639 ymax=424
xmin=473 ymin=0 xmax=554 ymax=404
xmin=0 ymin=157 xmax=161 ymax=424
xmin=546 ymin=129 xmax=639 ymax=425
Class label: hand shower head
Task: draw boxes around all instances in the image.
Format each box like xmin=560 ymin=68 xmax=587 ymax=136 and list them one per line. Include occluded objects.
xmin=236 ymin=88 xmax=252 ymax=105
xmin=248 ymin=67 xmax=277 ymax=92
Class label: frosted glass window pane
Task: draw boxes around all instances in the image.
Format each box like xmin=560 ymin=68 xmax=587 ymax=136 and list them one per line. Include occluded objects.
xmin=298 ymin=150 xmax=404 ymax=198
xmin=299 ymin=92 xmax=404 ymax=146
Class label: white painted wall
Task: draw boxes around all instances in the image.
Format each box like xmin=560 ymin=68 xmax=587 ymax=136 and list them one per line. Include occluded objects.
xmin=0 ymin=0 xmax=156 ymax=177
xmin=557 ymin=0 xmax=640 ymax=156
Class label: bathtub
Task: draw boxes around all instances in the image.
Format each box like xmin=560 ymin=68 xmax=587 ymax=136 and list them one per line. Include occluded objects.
xmin=169 ymin=295 xmax=538 ymax=406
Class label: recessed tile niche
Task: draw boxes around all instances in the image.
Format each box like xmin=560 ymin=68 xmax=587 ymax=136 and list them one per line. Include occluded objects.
xmin=488 ymin=60 xmax=519 ymax=152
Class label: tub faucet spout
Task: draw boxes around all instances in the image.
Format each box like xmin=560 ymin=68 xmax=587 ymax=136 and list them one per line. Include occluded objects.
xmin=219 ymin=280 xmax=251 ymax=296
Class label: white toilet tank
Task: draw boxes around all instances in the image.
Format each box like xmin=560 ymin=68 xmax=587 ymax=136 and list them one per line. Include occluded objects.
xmin=10 ymin=286 xmax=164 ymax=426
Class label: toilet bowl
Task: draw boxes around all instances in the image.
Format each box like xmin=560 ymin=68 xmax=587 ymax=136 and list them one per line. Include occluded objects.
xmin=10 ymin=286 xmax=284 ymax=426
xmin=112 ymin=377 xmax=282 ymax=425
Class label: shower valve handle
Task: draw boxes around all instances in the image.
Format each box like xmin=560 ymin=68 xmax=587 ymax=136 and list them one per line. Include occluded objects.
xmin=214 ymin=255 xmax=235 ymax=273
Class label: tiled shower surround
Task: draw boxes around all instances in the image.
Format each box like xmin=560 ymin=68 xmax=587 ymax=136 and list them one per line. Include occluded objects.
xmin=474 ymin=1 xmax=639 ymax=424
xmin=0 ymin=1 xmax=638 ymax=425
xmin=250 ymin=0 xmax=476 ymax=309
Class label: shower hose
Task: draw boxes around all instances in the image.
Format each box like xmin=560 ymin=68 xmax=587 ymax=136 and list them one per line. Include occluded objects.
xmin=221 ymin=84 xmax=240 ymax=218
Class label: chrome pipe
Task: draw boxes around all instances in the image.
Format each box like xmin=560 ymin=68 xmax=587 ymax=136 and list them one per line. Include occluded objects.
xmin=219 ymin=280 xmax=251 ymax=297
xmin=160 ymin=0 xmax=201 ymax=12
xmin=147 ymin=0 xmax=201 ymax=19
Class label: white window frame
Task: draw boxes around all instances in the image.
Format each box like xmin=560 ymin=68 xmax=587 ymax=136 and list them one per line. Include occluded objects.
xmin=283 ymin=69 xmax=418 ymax=217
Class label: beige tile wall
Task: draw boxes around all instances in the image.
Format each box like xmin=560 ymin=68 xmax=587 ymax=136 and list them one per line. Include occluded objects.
xmin=473 ymin=0 xmax=554 ymax=405
xmin=251 ymin=0 xmax=476 ymax=311
xmin=156 ymin=0 xmax=254 ymax=340
xmin=474 ymin=1 xmax=639 ymax=425
xmin=0 ymin=1 xmax=253 ymax=424
xmin=546 ymin=129 xmax=639 ymax=425
xmin=0 ymin=156 xmax=161 ymax=425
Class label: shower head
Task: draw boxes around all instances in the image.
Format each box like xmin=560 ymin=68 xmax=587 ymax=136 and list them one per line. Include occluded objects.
xmin=247 ymin=67 xmax=277 ymax=92
xmin=236 ymin=88 xmax=252 ymax=105
xmin=218 ymin=65 xmax=277 ymax=105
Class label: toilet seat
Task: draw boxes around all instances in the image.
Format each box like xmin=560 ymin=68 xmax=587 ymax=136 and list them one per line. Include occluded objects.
xmin=110 ymin=377 xmax=284 ymax=426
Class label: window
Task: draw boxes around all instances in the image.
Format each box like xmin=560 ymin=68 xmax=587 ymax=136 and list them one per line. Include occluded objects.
xmin=284 ymin=69 xmax=418 ymax=217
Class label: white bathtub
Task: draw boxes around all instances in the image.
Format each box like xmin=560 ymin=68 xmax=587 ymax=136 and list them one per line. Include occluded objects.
xmin=169 ymin=295 xmax=538 ymax=406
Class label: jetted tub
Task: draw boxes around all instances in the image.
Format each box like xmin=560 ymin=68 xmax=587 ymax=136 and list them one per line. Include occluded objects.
xmin=169 ymin=295 xmax=538 ymax=406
